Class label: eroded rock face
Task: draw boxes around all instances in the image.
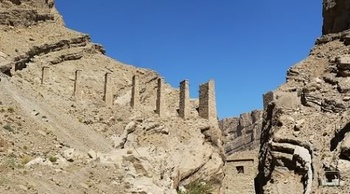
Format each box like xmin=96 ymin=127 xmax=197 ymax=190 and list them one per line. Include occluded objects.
xmin=257 ymin=1 xmax=350 ymax=193
xmin=323 ymin=0 xmax=350 ymax=34
xmin=219 ymin=110 xmax=263 ymax=155
xmin=1 ymin=0 xmax=54 ymax=9
xmin=0 ymin=0 xmax=60 ymax=27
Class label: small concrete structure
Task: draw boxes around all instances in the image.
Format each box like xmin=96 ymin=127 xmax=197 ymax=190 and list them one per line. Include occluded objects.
xmin=156 ymin=77 xmax=165 ymax=117
xmin=320 ymin=171 xmax=340 ymax=187
xmin=199 ymin=80 xmax=217 ymax=123
xmin=73 ymin=70 xmax=82 ymax=99
xmin=179 ymin=79 xmax=189 ymax=119
xmin=41 ymin=66 xmax=50 ymax=84
xmin=103 ymin=72 xmax=113 ymax=107
xmin=131 ymin=75 xmax=140 ymax=109
xmin=222 ymin=150 xmax=258 ymax=194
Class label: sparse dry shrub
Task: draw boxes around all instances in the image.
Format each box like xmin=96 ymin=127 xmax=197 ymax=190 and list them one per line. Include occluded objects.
xmin=21 ymin=155 xmax=32 ymax=165
xmin=178 ymin=180 xmax=212 ymax=194
xmin=7 ymin=107 xmax=14 ymax=113
xmin=49 ymin=156 xmax=58 ymax=163
xmin=3 ymin=124 xmax=13 ymax=132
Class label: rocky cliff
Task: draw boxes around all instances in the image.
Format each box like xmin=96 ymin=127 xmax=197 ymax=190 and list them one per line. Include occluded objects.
xmin=257 ymin=0 xmax=350 ymax=193
xmin=323 ymin=0 xmax=350 ymax=34
xmin=0 ymin=1 xmax=225 ymax=193
xmin=219 ymin=110 xmax=262 ymax=194
xmin=219 ymin=110 xmax=263 ymax=155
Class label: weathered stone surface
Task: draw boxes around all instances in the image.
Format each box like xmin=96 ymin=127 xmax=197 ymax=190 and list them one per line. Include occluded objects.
xmin=337 ymin=56 xmax=350 ymax=77
xmin=275 ymin=92 xmax=301 ymax=110
xmin=219 ymin=110 xmax=263 ymax=155
xmin=263 ymin=91 xmax=274 ymax=110
xmin=222 ymin=150 xmax=257 ymax=194
xmin=338 ymin=78 xmax=350 ymax=93
xmin=323 ymin=0 xmax=350 ymax=34
xmin=0 ymin=0 xmax=61 ymax=27
xmin=239 ymin=112 xmax=252 ymax=127
xmin=256 ymin=2 xmax=350 ymax=193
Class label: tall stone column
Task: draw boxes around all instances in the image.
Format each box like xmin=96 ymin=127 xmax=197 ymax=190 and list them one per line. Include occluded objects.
xmin=41 ymin=66 xmax=50 ymax=84
xmin=156 ymin=77 xmax=165 ymax=117
xmin=103 ymin=72 xmax=113 ymax=107
xmin=199 ymin=80 xmax=217 ymax=123
xmin=179 ymin=79 xmax=190 ymax=119
xmin=131 ymin=75 xmax=140 ymax=109
xmin=73 ymin=70 xmax=82 ymax=99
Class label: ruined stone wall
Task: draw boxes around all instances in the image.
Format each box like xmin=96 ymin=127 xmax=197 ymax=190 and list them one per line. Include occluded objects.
xmin=199 ymin=80 xmax=217 ymax=123
xmin=219 ymin=110 xmax=263 ymax=155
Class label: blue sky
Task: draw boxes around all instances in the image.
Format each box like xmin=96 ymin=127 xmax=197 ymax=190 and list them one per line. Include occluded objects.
xmin=56 ymin=1 xmax=322 ymax=119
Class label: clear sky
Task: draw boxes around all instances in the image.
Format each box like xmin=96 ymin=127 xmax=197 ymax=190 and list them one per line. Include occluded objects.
xmin=55 ymin=1 xmax=322 ymax=119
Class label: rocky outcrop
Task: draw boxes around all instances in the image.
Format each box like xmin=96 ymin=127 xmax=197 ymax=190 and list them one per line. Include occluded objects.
xmin=323 ymin=0 xmax=350 ymax=34
xmin=0 ymin=0 xmax=60 ymax=27
xmin=257 ymin=1 xmax=350 ymax=193
xmin=0 ymin=9 xmax=54 ymax=27
xmin=219 ymin=110 xmax=262 ymax=155
xmin=0 ymin=34 xmax=105 ymax=76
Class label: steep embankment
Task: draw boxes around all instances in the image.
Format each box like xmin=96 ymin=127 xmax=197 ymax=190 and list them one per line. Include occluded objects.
xmin=257 ymin=0 xmax=350 ymax=193
xmin=0 ymin=1 xmax=224 ymax=193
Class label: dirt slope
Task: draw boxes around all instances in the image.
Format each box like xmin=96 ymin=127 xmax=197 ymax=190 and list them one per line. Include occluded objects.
xmin=0 ymin=0 xmax=225 ymax=193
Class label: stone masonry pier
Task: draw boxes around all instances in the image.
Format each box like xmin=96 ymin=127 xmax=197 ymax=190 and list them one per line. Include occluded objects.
xmin=199 ymin=80 xmax=217 ymax=123
xmin=38 ymin=68 xmax=219 ymax=123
